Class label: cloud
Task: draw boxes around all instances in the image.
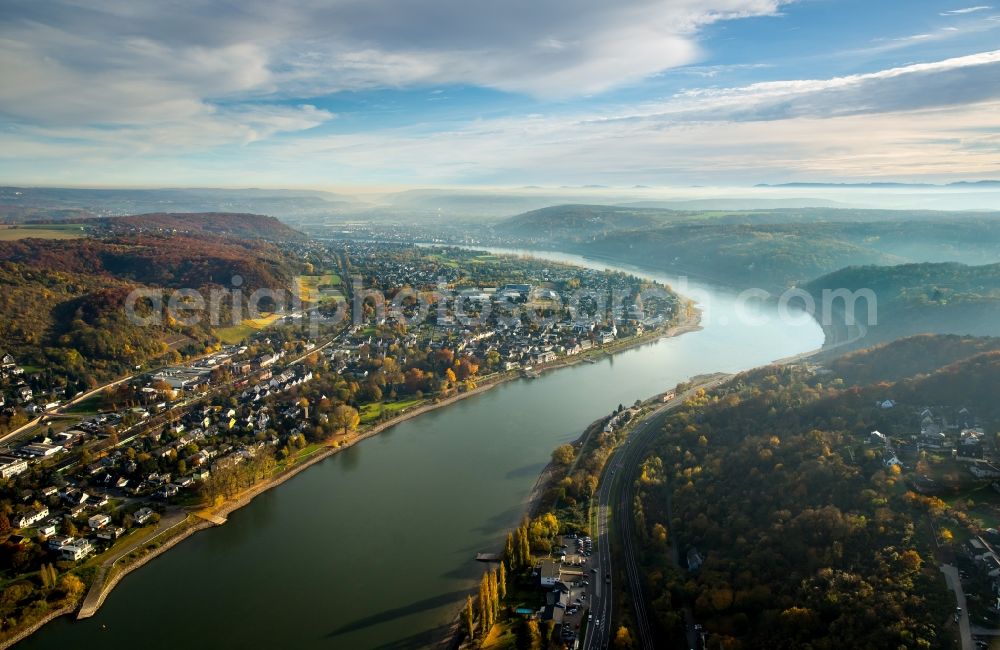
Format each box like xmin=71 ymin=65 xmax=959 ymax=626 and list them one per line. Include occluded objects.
xmin=133 ymin=49 xmax=1000 ymax=186
xmin=5 ymin=5 xmax=1000 ymax=187
xmin=941 ymin=5 xmax=993 ymax=15
xmin=0 ymin=0 xmax=793 ymax=131
xmin=222 ymin=101 xmax=1000 ymax=186
xmin=654 ymin=50 xmax=1000 ymax=121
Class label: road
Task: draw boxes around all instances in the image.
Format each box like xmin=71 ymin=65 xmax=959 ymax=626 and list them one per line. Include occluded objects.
xmin=941 ymin=564 xmax=973 ymax=650
xmin=582 ymin=376 xmax=730 ymax=650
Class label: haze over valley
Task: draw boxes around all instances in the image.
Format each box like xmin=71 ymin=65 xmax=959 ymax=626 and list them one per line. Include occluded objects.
xmin=2 ymin=2 xmax=1000 ymax=650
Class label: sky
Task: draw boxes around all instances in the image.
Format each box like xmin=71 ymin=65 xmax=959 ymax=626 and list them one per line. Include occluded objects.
xmin=1 ymin=0 xmax=999 ymax=189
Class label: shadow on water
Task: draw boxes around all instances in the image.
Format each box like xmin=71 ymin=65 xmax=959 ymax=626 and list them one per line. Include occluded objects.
xmin=369 ymin=623 xmax=456 ymax=650
xmin=470 ymin=503 xmax=526 ymax=537
xmin=326 ymin=590 xmax=469 ymax=638
xmin=505 ymin=461 xmax=547 ymax=479
xmin=335 ymin=444 xmax=361 ymax=472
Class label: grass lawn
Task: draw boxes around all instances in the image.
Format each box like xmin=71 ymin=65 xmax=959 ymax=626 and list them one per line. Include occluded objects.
xmin=215 ymin=312 xmax=284 ymax=344
xmin=0 ymin=225 xmax=86 ymax=240
xmin=65 ymin=395 xmax=105 ymax=414
xmin=215 ymin=323 xmax=258 ymax=345
xmin=360 ymin=399 xmax=425 ymax=424
xmin=944 ymin=485 xmax=1000 ymax=529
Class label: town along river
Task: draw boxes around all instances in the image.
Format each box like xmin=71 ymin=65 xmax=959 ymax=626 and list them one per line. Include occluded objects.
xmin=21 ymin=250 xmax=823 ymax=649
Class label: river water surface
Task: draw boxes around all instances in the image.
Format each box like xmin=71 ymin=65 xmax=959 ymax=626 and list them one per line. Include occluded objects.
xmin=21 ymin=250 xmax=823 ymax=649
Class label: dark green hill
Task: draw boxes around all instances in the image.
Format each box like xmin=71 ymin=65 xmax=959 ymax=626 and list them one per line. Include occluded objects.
xmin=806 ymin=262 xmax=1000 ymax=348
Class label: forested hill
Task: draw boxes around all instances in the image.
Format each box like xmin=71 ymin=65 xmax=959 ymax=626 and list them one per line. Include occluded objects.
xmin=579 ymin=223 xmax=902 ymax=289
xmin=0 ymin=228 xmax=305 ymax=385
xmin=0 ymin=234 xmax=296 ymax=290
xmin=806 ymin=262 xmax=1000 ymax=348
xmin=492 ymin=205 xmax=1000 ymax=290
xmin=633 ymin=336 xmax=1000 ymax=648
xmin=90 ymin=212 xmax=306 ymax=242
xmin=827 ymin=334 xmax=1000 ymax=386
xmin=493 ymin=204 xmax=671 ymax=240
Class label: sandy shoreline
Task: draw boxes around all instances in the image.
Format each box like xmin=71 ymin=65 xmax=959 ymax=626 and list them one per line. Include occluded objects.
xmin=14 ymin=309 xmax=702 ymax=646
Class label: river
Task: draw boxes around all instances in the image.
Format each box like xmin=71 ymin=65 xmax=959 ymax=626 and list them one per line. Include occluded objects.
xmin=20 ymin=249 xmax=823 ymax=650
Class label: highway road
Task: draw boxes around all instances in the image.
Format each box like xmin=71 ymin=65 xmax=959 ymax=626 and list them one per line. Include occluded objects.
xmin=582 ymin=376 xmax=730 ymax=650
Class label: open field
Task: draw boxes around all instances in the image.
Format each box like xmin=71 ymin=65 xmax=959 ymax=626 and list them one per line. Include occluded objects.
xmin=215 ymin=312 xmax=285 ymax=344
xmin=296 ymin=274 xmax=344 ymax=304
xmin=0 ymin=224 xmax=87 ymax=240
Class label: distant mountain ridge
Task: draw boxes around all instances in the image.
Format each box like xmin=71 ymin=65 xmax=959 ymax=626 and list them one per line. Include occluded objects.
xmin=91 ymin=211 xmax=306 ymax=241
xmin=0 ymin=186 xmax=360 ymax=222
xmin=493 ymin=204 xmax=1000 ymax=289
xmin=757 ymin=180 xmax=1000 ymax=188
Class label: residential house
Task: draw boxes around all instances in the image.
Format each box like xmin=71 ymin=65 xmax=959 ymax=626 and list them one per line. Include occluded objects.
xmin=59 ymin=539 xmax=94 ymax=561
xmin=14 ymin=507 xmax=49 ymax=528
xmin=88 ymin=514 xmax=111 ymax=530
xmin=540 ymin=559 xmax=561 ymax=587
xmin=0 ymin=456 xmax=29 ymax=479
xmin=133 ymin=507 xmax=156 ymax=525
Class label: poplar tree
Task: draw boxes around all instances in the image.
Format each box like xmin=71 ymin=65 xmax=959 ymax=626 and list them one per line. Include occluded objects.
xmin=478 ymin=572 xmax=492 ymax=634
xmin=462 ymin=595 xmax=474 ymax=639
xmin=504 ymin=531 xmax=515 ymax=567
xmin=489 ymin=568 xmax=499 ymax=617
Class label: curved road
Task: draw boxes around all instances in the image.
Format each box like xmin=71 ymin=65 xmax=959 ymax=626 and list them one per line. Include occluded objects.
xmin=582 ymin=376 xmax=730 ymax=650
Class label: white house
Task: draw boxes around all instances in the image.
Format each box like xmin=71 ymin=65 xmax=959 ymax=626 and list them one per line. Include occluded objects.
xmin=14 ymin=507 xmax=49 ymax=529
xmin=0 ymin=456 xmax=29 ymax=479
xmin=59 ymin=539 xmax=94 ymax=561
xmin=88 ymin=514 xmax=111 ymax=530
xmin=540 ymin=559 xmax=561 ymax=587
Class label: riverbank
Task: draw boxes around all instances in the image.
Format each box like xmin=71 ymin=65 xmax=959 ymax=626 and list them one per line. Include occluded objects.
xmin=0 ymin=605 xmax=76 ymax=650
xmin=39 ymin=309 xmax=702 ymax=642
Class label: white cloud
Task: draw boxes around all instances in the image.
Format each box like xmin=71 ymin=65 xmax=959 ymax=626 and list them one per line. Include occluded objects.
xmin=941 ymin=5 xmax=993 ymax=15
xmin=5 ymin=4 xmax=1000 ymax=187
xmin=221 ymin=101 xmax=1000 ymax=186
xmin=0 ymin=0 xmax=793 ymax=129
xmin=654 ymin=50 xmax=1000 ymax=121
xmin=110 ymin=48 xmax=999 ymax=186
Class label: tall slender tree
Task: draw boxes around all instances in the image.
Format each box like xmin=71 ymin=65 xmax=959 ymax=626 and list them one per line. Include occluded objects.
xmin=489 ymin=568 xmax=500 ymax=618
xmin=462 ymin=595 xmax=475 ymax=639
xmin=498 ymin=561 xmax=507 ymax=600
xmin=504 ymin=531 xmax=515 ymax=567
xmin=518 ymin=525 xmax=531 ymax=567
xmin=478 ymin=572 xmax=492 ymax=635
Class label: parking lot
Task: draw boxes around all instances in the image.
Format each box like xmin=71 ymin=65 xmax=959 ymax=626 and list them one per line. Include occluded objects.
xmin=550 ymin=533 xmax=602 ymax=645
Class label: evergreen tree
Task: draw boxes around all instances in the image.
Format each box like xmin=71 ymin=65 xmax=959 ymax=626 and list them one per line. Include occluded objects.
xmin=498 ymin=561 xmax=507 ymax=600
